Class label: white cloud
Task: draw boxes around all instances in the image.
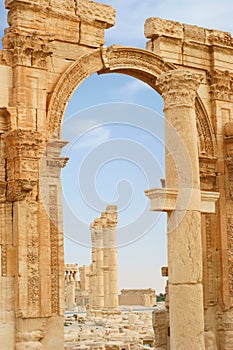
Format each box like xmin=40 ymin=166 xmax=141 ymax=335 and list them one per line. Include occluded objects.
xmin=112 ymin=80 xmax=151 ymax=102
xmin=62 ymin=120 xmax=112 ymax=152
xmin=62 ymin=118 xmax=102 ymax=140
xmin=74 ymin=126 xmax=111 ymax=150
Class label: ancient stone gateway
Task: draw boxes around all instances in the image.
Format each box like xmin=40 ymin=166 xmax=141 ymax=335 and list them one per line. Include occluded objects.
xmin=0 ymin=1 xmax=233 ymax=349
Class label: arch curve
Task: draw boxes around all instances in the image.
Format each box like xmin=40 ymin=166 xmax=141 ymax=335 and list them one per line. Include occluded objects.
xmin=46 ymin=45 xmax=216 ymax=158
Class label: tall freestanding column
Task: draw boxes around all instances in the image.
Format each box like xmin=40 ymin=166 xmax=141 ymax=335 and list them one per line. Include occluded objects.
xmin=105 ymin=205 xmax=119 ymax=310
xmin=89 ymin=206 xmax=119 ymax=315
xmin=153 ymin=70 xmax=205 ymax=349
xmin=91 ymin=219 xmax=104 ymax=312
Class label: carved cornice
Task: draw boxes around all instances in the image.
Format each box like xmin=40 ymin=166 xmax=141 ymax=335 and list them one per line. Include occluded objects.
xmin=46 ymin=158 xmax=69 ymax=169
xmin=156 ymin=70 xmax=203 ymax=108
xmin=208 ymin=69 xmax=233 ymax=101
xmin=75 ymin=0 xmax=115 ymax=28
xmin=145 ymin=187 xmax=219 ymax=214
xmin=5 ymin=0 xmax=115 ymax=29
xmin=206 ymin=30 xmax=233 ymax=48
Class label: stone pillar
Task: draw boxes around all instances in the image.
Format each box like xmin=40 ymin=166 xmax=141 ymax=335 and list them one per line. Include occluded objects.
xmin=89 ymin=228 xmax=97 ymax=311
xmin=91 ymin=219 xmax=104 ymax=311
xmin=105 ymin=205 xmax=119 ymax=310
xmin=89 ymin=206 xmax=119 ymax=315
xmin=64 ymin=264 xmax=78 ymax=311
xmin=102 ymin=215 xmax=110 ymax=308
xmin=79 ymin=265 xmax=90 ymax=292
xmin=157 ymin=70 xmax=205 ymax=349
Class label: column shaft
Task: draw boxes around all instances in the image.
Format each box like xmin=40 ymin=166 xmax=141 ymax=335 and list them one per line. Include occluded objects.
xmin=157 ymin=70 xmax=205 ymax=350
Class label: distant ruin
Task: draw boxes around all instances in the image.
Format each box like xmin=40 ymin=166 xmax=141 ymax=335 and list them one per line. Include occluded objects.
xmin=119 ymin=289 xmax=156 ymax=308
xmin=65 ymin=206 xmax=119 ymax=315
xmin=64 ymin=205 xmax=157 ymax=312
xmin=0 ymin=0 xmax=233 ymax=349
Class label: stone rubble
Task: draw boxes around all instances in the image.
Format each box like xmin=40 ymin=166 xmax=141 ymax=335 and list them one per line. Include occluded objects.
xmin=64 ymin=309 xmax=156 ymax=350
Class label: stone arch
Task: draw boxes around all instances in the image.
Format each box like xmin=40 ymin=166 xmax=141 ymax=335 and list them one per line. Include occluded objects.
xmin=46 ymin=45 xmax=216 ymax=158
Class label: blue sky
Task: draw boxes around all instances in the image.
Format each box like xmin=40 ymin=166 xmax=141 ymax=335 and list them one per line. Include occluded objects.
xmin=1 ymin=0 xmax=233 ymax=293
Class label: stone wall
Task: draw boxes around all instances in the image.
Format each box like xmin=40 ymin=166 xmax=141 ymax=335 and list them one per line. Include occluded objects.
xmin=119 ymin=289 xmax=156 ymax=307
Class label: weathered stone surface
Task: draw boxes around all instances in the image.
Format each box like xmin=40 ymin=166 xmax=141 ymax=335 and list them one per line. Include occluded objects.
xmin=169 ymin=284 xmax=205 ymax=350
xmin=0 ymin=0 xmax=233 ymax=349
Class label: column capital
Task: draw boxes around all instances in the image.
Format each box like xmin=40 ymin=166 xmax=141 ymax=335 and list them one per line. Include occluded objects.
xmin=156 ymin=69 xmax=203 ymax=108
xmin=207 ymin=69 xmax=233 ymax=101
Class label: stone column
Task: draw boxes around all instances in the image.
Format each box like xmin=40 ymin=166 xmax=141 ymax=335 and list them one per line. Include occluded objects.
xmin=64 ymin=264 xmax=78 ymax=311
xmin=105 ymin=206 xmax=119 ymax=310
xmin=157 ymin=70 xmax=205 ymax=350
xmin=103 ymin=222 xmax=110 ymax=308
xmin=79 ymin=265 xmax=90 ymax=292
xmin=92 ymin=219 xmax=104 ymax=311
xmin=89 ymin=226 xmax=97 ymax=310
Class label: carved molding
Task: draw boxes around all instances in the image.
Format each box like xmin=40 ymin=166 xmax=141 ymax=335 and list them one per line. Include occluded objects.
xmin=3 ymin=33 xmax=52 ymax=68
xmin=145 ymin=187 xmax=219 ymax=214
xmin=208 ymin=69 xmax=233 ymax=101
xmin=199 ymin=156 xmax=217 ymax=191
xmin=226 ymin=216 xmax=233 ymax=301
xmin=0 ymin=108 xmax=11 ymax=133
xmin=206 ymin=30 xmax=233 ymax=48
xmin=49 ymin=185 xmax=59 ymax=315
xmin=1 ymin=245 xmax=7 ymax=277
xmin=224 ymin=124 xmax=233 ymax=174
xmin=46 ymin=46 xmax=216 ymax=160
xmin=3 ymin=129 xmax=45 ymax=202
xmin=156 ymin=70 xmax=203 ymax=108
xmin=47 ymin=49 xmax=103 ymax=135
xmin=217 ymin=310 xmax=233 ymax=331
xmin=196 ymin=99 xmax=216 ymax=158
xmin=101 ymin=45 xmax=174 ymax=79
xmin=7 ymin=179 xmax=37 ymax=202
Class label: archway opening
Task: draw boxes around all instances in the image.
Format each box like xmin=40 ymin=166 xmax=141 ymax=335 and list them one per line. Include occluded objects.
xmin=61 ymin=72 xmax=168 ymax=348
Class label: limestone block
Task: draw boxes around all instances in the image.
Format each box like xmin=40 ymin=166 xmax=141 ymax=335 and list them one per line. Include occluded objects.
xmin=201 ymin=191 xmax=219 ymax=213
xmin=184 ymin=24 xmax=206 ymax=44
xmin=80 ymin=21 xmax=105 ymax=48
xmin=144 ymin=17 xmax=183 ymax=39
xmin=0 ymin=323 xmax=15 ymax=350
xmin=169 ymin=284 xmax=205 ymax=350
xmin=152 ymin=309 xmax=168 ymax=349
xmin=219 ymin=331 xmax=233 ymax=349
xmin=168 ymin=210 xmax=202 ymax=284
xmin=128 ymin=314 xmax=139 ymax=323
xmin=148 ymin=37 xmax=183 ymax=64
xmin=204 ymin=330 xmax=218 ymax=350
xmin=74 ymin=0 xmax=116 ymax=28
xmin=41 ymin=316 xmax=64 ymax=350
xmin=0 ymin=65 xmax=12 ymax=107
xmin=0 ymin=277 xmax=15 ymax=322
xmin=183 ymin=42 xmax=211 ymax=69
xmin=0 ymin=203 xmax=13 ymax=245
